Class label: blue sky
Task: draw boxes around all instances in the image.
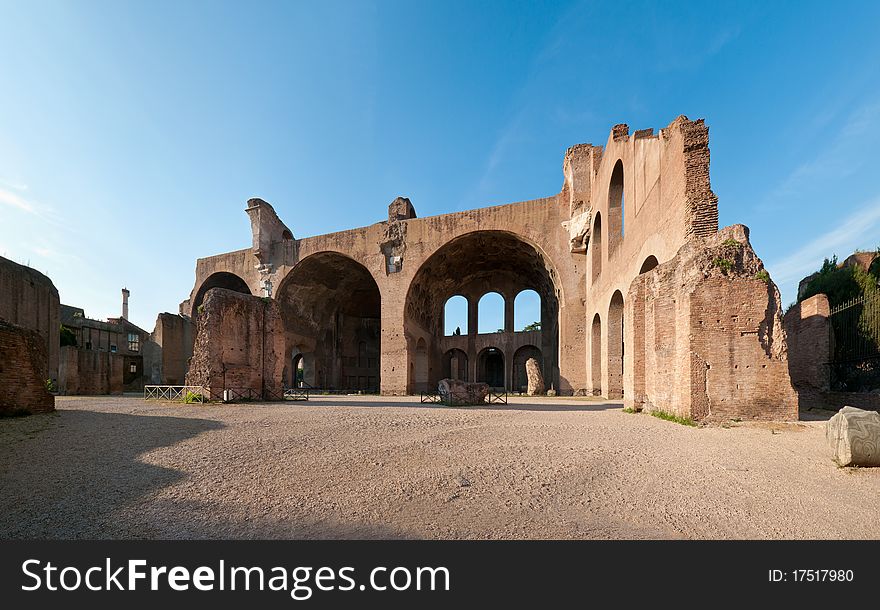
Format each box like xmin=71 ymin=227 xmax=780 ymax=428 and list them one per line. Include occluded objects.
xmin=2 ymin=1 xmax=879 ymax=332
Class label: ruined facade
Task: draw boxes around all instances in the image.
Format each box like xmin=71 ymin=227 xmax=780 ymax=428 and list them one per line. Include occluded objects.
xmin=181 ymin=116 xmax=798 ymax=420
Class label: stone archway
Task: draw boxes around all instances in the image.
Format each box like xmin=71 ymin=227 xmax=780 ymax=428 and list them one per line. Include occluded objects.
xmin=276 ymin=252 xmax=380 ymax=392
xmin=404 ymin=230 xmax=560 ymax=393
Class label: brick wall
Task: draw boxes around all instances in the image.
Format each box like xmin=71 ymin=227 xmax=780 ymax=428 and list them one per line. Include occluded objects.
xmin=0 ymin=256 xmax=60 ymax=382
xmin=0 ymin=319 xmax=54 ymax=414
xmin=782 ymin=294 xmax=831 ymax=408
xmin=58 ymin=346 xmax=124 ymax=395
xmin=146 ymin=313 xmax=193 ymax=385
xmin=783 ymin=293 xmax=880 ymax=412
xmin=625 ymin=225 xmax=798 ymax=421
xmin=186 ymin=288 xmax=285 ymax=399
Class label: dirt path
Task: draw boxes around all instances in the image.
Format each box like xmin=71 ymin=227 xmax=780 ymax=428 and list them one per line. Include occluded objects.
xmin=0 ymin=395 xmax=876 ymax=539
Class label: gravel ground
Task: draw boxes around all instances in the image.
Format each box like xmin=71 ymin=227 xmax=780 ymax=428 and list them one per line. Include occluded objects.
xmin=0 ymin=395 xmax=877 ymax=540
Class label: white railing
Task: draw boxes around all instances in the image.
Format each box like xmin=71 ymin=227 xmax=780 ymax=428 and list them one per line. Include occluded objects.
xmin=144 ymin=385 xmax=207 ymax=403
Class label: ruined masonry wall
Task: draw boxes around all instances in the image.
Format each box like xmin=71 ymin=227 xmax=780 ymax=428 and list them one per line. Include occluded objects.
xmin=58 ymin=345 xmax=124 ymax=395
xmin=625 ymin=225 xmax=798 ymax=421
xmin=0 ymin=319 xmax=54 ymax=414
xmin=186 ymin=288 xmax=285 ymax=398
xmin=0 ymin=256 xmax=60 ymax=383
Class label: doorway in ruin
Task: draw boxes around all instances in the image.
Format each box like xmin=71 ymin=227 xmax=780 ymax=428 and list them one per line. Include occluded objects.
xmin=414 ymin=338 xmax=429 ymax=392
xmin=404 ymin=230 xmax=561 ymax=394
xmin=276 ymin=252 xmax=380 ymax=392
xmin=478 ymin=347 xmax=505 ymax=389
xmin=291 ymin=353 xmax=305 ymax=388
xmin=607 ymin=291 xmax=624 ymax=399
xmin=442 ymin=348 xmax=468 ymax=381
xmin=591 ymin=313 xmax=602 ymax=395
xmin=513 ymin=345 xmax=542 ymax=393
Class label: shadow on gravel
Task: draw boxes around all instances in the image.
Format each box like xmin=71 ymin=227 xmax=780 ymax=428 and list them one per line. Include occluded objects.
xmin=0 ymin=409 xmax=224 ymax=539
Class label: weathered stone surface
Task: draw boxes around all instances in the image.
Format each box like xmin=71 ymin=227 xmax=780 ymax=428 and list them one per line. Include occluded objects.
xmin=826 ymin=406 xmax=880 ymax=467
xmin=625 ymin=224 xmax=798 ymax=422
xmin=0 ymin=319 xmax=54 ymax=415
xmin=438 ymin=378 xmax=489 ymax=405
xmin=525 ymin=357 xmax=545 ymax=396
xmin=186 ymin=288 xmax=285 ymax=400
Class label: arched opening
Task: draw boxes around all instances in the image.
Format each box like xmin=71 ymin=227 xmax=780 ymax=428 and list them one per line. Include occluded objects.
xmin=591 ymin=313 xmax=602 ymax=395
xmin=192 ymin=272 xmax=251 ymax=314
xmin=478 ymin=292 xmax=505 ymax=334
xmin=608 ymin=291 xmax=624 ymax=399
xmin=514 ymin=289 xmax=541 ymax=332
xmin=591 ymin=212 xmax=602 ymax=284
xmin=276 ymin=252 xmax=380 ymax=393
xmin=513 ymin=345 xmax=542 ymax=393
xmin=478 ymin=347 xmax=505 ymax=389
xmin=444 ymin=295 xmax=469 ymax=336
xmin=609 ymin=159 xmax=624 ymax=255
xmin=639 ymin=255 xmax=659 ymax=275
xmin=442 ymin=348 xmax=468 ymax=381
xmin=404 ymin=230 xmax=561 ymax=393
xmin=291 ymin=353 xmax=304 ymax=388
xmin=414 ymin=338 xmax=429 ymax=392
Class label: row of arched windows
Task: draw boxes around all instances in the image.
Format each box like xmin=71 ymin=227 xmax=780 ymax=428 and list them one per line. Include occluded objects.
xmin=443 ymin=289 xmax=541 ymax=336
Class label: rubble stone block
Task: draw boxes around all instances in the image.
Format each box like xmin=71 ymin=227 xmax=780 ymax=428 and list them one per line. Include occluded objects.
xmin=438 ymin=378 xmax=489 ymax=405
xmin=826 ymin=406 xmax=880 ymax=467
xmin=525 ymin=357 xmax=545 ymax=396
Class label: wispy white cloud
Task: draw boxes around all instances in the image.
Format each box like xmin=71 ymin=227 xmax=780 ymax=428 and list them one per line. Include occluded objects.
xmin=768 ymin=99 xmax=880 ymax=203
xmin=0 ymin=178 xmax=28 ymax=191
xmin=0 ymin=187 xmax=36 ymax=213
xmin=767 ymin=197 xmax=880 ymax=289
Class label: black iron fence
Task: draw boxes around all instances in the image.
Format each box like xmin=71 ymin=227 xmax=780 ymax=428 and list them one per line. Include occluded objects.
xmin=829 ymin=291 xmax=880 ymax=391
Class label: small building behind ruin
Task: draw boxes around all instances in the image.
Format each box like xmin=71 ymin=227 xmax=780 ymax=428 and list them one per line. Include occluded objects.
xmin=58 ymin=289 xmax=152 ymax=394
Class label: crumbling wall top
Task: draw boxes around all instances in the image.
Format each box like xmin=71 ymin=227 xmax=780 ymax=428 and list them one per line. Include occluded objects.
xmin=245 ymin=198 xmax=293 ymax=265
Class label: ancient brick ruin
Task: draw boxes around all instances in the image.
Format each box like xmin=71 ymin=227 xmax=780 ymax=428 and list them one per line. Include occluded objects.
xmin=0 ymin=257 xmax=58 ymax=414
xmin=179 ymin=115 xmax=799 ymax=420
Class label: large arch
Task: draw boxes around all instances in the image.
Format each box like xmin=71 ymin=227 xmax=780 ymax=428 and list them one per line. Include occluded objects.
xmin=404 ymin=230 xmax=561 ymax=393
xmin=607 ymin=290 xmax=624 ymax=399
xmin=276 ymin=252 xmax=380 ymax=392
xmin=192 ymin=271 xmax=251 ymax=313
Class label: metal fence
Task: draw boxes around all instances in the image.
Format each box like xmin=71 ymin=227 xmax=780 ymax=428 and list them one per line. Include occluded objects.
xmin=420 ymin=390 xmax=508 ymax=406
xmin=829 ymin=291 xmax=880 ymax=391
xmin=144 ymin=385 xmax=309 ymax=403
xmin=144 ymin=385 xmax=207 ymax=403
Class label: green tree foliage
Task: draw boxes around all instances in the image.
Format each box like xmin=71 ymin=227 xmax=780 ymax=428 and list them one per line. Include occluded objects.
xmin=799 ymin=253 xmax=879 ymax=307
xmin=522 ymin=321 xmax=541 ymax=332
xmin=59 ymin=324 xmax=77 ymax=347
